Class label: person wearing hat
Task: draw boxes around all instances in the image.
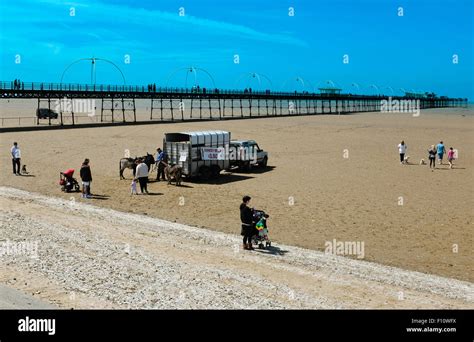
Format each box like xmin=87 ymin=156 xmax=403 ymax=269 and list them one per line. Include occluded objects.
xmin=240 ymin=195 xmax=255 ymax=250
xmin=155 ymin=148 xmax=167 ymax=181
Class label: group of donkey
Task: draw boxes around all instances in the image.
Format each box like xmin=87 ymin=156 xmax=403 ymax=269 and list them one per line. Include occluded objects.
xmin=119 ymin=153 xmax=182 ymax=186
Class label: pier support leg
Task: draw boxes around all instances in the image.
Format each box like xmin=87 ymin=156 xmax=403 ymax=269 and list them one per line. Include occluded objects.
xmin=122 ymin=98 xmax=125 ymax=123
xmin=170 ymin=99 xmax=174 ymax=121
xmin=160 ymin=98 xmax=163 ymax=121
xmin=48 ymin=97 xmax=51 ymax=126
xmin=199 ymin=99 xmax=202 ymax=119
xmin=133 ymin=98 xmax=136 ymax=122
xmin=209 ymin=98 xmax=212 ymax=119
xmin=150 ymin=98 xmax=153 ymax=120
xmin=111 ymin=98 xmax=114 ymax=123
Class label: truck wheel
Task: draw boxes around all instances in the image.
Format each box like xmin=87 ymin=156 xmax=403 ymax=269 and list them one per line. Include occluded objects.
xmin=260 ymin=157 xmax=268 ymax=168
xmin=240 ymin=161 xmax=251 ymax=172
xmin=210 ymin=165 xmax=221 ymax=178
xmin=199 ymin=166 xmax=211 ymax=180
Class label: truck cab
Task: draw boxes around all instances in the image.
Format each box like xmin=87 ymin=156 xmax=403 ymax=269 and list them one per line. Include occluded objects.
xmin=230 ymin=140 xmax=268 ymax=169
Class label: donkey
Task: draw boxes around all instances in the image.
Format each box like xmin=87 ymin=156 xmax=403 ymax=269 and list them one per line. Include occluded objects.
xmin=164 ymin=164 xmax=182 ymax=186
xmin=119 ymin=157 xmax=137 ymax=179
xmin=119 ymin=153 xmax=155 ymax=179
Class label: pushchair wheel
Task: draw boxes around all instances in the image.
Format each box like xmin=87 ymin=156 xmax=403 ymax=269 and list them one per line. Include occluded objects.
xmin=258 ymin=243 xmax=264 ymax=249
xmin=266 ymin=242 xmax=271 ymax=247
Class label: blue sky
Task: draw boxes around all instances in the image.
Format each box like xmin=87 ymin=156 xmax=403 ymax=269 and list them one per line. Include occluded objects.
xmin=0 ymin=0 xmax=472 ymax=98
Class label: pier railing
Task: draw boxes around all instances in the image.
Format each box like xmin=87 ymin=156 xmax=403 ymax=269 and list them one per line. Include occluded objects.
xmin=2 ymin=81 xmax=315 ymax=96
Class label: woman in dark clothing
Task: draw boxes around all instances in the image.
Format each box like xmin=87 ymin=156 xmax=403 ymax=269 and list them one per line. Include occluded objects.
xmin=428 ymin=145 xmax=437 ymax=169
xmin=240 ymin=195 xmax=255 ymax=250
xmin=80 ymin=158 xmax=92 ymax=198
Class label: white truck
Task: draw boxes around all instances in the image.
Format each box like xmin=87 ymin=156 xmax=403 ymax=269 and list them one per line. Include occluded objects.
xmin=163 ymin=130 xmax=231 ymax=179
xmin=229 ymin=140 xmax=268 ymax=170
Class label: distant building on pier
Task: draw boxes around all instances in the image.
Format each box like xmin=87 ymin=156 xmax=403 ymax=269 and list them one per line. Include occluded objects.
xmin=318 ymin=86 xmax=342 ymax=95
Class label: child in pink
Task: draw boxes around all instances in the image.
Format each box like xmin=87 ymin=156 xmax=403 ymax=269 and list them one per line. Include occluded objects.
xmin=447 ymin=147 xmax=455 ymax=169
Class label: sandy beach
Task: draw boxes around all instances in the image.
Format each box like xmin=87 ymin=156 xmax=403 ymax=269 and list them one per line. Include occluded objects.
xmin=1 ymin=107 xmax=473 ymax=286
xmin=1 ymin=186 xmax=472 ymax=309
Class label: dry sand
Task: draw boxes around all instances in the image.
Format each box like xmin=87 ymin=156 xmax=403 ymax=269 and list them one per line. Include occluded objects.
xmin=1 ymin=186 xmax=472 ymax=309
xmin=0 ymin=107 xmax=473 ymax=286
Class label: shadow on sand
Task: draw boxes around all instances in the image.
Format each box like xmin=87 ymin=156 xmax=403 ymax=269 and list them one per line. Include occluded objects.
xmin=230 ymin=165 xmax=276 ymax=175
xmin=90 ymin=194 xmax=110 ymax=200
xmin=135 ymin=192 xmax=163 ymax=196
xmin=187 ymin=173 xmax=255 ymax=185
xmin=252 ymin=245 xmax=289 ymax=256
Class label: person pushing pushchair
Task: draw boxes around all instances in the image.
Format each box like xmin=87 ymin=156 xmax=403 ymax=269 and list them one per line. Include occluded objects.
xmin=239 ymin=196 xmax=272 ymax=250
xmin=240 ymin=195 xmax=255 ymax=250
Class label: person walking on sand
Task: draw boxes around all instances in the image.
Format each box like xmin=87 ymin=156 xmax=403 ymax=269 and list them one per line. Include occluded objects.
xmin=428 ymin=145 xmax=437 ymax=169
xmin=240 ymin=195 xmax=255 ymax=250
xmin=436 ymin=141 xmax=446 ymax=165
xmin=80 ymin=159 xmax=92 ymax=198
xmin=398 ymin=140 xmax=407 ymax=164
xmin=10 ymin=142 xmax=21 ymax=176
xmin=136 ymin=159 xmax=149 ymax=194
xmin=447 ymin=147 xmax=455 ymax=169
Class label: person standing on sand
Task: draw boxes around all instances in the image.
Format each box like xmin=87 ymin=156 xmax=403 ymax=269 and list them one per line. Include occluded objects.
xmin=155 ymin=148 xmax=167 ymax=181
xmin=80 ymin=159 xmax=92 ymax=198
xmin=10 ymin=142 xmax=21 ymax=176
xmin=447 ymin=147 xmax=455 ymax=169
xmin=436 ymin=141 xmax=446 ymax=165
xmin=397 ymin=140 xmax=407 ymax=164
xmin=130 ymin=178 xmax=138 ymax=195
xmin=428 ymin=145 xmax=437 ymax=169
xmin=240 ymin=195 xmax=255 ymax=250
xmin=136 ymin=159 xmax=149 ymax=194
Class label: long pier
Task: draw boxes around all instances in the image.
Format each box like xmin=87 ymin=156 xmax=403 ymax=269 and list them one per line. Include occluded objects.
xmin=0 ymin=81 xmax=468 ymax=131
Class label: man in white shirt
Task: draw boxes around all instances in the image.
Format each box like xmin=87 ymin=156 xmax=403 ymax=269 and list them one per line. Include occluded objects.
xmin=11 ymin=142 xmax=21 ymax=175
xmin=397 ymin=140 xmax=407 ymax=164
xmin=135 ymin=159 xmax=149 ymax=194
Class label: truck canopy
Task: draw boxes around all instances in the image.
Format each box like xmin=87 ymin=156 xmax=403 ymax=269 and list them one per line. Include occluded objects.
xmin=165 ymin=130 xmax=230 ymax=146
xmin=163 ymin=131 xmax=231 ymax=178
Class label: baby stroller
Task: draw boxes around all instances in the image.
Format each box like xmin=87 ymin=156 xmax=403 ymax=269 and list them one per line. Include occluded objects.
xmin=59 ymin=168 xmax=80 ymax=192
xmin=251 ymin=209 xmax=271 ymax=249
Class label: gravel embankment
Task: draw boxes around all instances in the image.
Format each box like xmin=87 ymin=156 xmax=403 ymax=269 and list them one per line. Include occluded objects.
xmin=0 ymin=186 xmax=472 ymax=309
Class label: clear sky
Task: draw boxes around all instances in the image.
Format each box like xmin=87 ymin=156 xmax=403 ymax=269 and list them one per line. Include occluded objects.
xmin=0 ymin=0 xmax=472 ymax=98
